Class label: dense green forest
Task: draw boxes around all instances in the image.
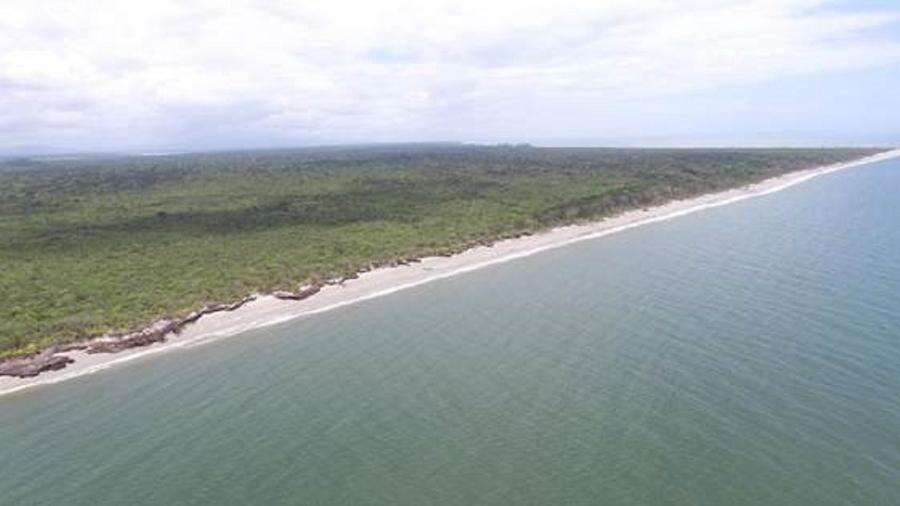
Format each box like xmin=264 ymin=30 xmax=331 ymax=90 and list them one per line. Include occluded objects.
xmin=0 ymin=144 xmax=884 ymax=356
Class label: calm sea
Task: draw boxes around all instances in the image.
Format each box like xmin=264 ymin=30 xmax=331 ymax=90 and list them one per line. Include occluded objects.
xmin=1 ymin=158 xmax=899 ymax=505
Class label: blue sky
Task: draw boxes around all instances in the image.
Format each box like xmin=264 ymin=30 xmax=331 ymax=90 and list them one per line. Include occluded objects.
xmin=1 ymin=0 xmax=899 ymax=152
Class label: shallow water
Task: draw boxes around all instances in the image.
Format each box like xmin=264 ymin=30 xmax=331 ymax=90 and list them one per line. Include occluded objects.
xmin=1 ymin=159 xmax=899 ymax=505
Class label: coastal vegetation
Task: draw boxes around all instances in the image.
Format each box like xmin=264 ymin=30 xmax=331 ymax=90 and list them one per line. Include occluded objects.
xmin=0 ymin=144 xmax=883 ymax=357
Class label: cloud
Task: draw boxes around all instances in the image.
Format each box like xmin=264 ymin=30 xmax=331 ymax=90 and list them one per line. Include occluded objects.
xmin=1 ymin=0 xmax=899 ymax=150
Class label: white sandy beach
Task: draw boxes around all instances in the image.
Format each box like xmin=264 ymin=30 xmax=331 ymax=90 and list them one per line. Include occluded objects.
xmin=2 ymin=148 xmax=898 ymax=397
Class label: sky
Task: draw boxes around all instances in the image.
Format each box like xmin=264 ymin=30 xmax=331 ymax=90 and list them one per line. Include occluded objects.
xmin=2 ymin=0 xmax=899 ymax=153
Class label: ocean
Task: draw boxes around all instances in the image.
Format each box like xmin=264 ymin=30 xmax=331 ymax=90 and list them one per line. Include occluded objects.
xmin=1 ymin=157 xmax=898 ymax=505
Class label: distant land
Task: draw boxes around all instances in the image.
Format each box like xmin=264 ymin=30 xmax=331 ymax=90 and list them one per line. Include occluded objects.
xmin=0 ymin=144 xmax=890 ymax=377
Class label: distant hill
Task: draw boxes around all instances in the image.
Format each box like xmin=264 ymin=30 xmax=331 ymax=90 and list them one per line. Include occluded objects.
xmin=0 ymin=145 xmax=79 ymax=158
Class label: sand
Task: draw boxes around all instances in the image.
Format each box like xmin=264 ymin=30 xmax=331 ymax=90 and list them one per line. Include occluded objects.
xmin=2 ymin=148 xmax=899 ymax=397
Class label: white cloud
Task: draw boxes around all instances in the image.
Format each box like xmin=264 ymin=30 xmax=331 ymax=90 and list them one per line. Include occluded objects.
xmin=1 ymin=0 xmax=898 ymax=150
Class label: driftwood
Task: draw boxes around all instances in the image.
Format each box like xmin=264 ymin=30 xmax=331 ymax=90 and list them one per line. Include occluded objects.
xmin=86 ymin=295 xmax=258 ymax=354
xmin=273 ymin=284 xmax=322 ymax=301
xmin=0 ymin=347 xmax=74 ymax=378
xmin=57 ymin=343 xmax=89 ymax=352
xmin=86 ymin=319 xmax=179 ymax=353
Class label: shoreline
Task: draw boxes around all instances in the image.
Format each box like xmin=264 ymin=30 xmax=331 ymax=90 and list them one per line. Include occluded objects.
xmin=2 ymin=148 xmax=898 ymax=397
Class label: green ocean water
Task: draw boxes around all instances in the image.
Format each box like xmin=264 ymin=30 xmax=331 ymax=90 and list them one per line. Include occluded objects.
xmin=1 ymin=158 xmax=899 ymax=505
